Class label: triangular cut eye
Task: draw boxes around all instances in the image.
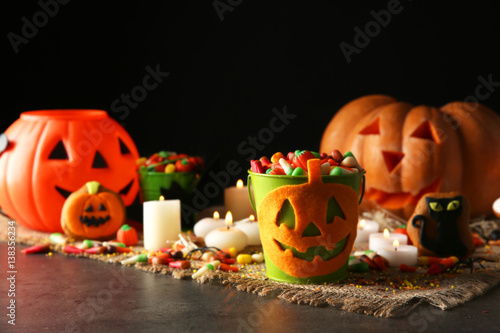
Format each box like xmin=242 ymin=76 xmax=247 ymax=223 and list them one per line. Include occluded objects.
xmin=276 ymin=199 xmax=295 ymax=229
xmin=119 ymin=138 xmax=131 ymax=155
xmin=410 ymin=121 xmax=440 ymax=143
xmin=98 ymin=203 xmax=106 ymax=211
xmin=92 ymin=151 xmax=108 ymax=168
xmin=382 ymin=151 xmax=405 ymax=173
xmin=359 ymin=118 xmax=380 ymax=135
xmin=84 ymin=205 xmax=93 ymax=212
xmin=49 ymin=141 xmax=69 ymax=160
xmin=326 ymin=196 xmax=344 ymax=224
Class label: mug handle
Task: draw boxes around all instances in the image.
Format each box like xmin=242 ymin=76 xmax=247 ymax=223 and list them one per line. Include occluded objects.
xmin=358 ymin=174 xmax=365 ymax=205
xmin=247 ymin=174 xmax=257 ymax=212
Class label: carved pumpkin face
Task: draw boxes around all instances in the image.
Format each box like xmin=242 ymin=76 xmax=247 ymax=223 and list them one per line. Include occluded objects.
xmin=61 ymin=181 xmax=125 ymax=240
xmin=258 ymin=159 xmax=358 ymax=278
xmin=320 ymin=95 xmax=500 ymax=218
xmin=0 ymin=110 xmax=139 ymax=232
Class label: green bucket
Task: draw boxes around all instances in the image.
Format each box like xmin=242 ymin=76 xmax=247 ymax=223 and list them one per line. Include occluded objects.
xmin=248 ymin=167 xmax=365 ymax=284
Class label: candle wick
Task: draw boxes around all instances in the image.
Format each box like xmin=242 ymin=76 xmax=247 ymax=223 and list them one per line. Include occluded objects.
xmin=395 ymin=247 xmax=397 ymax=251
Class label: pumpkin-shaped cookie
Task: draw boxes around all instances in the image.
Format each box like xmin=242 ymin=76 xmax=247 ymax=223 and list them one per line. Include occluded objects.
xmin=61 ymin=181 xmax=125 ymax=240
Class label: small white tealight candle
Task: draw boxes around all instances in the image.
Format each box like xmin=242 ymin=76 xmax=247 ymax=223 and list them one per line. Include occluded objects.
xmin=369 ymin=228 xmax=407 ymax=253
xmin=378 ymin=240 xmax=418 ymax=267
xmin=354 ymin=219 xmax=380 ymax=244
xmin=193 ymin=211 xmax=226 ymax=238
xmin=224 ymin=179 xmax=255 ymax=221
xmin=143 ymin=196 xmax=181 ymax=251
xmin=204 ymin=211 xmax=248 ymax=252
xmin=234 ymin=214 xmax=261 ymax=246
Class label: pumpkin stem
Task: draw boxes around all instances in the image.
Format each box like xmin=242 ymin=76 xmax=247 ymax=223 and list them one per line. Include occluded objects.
xmin=86 ymin=181 xmax=101 ymax=195
xmin=121 ymin=224 xmax=132 ymax=231
xmin=307 ymin=159 xmax=323 ymax=184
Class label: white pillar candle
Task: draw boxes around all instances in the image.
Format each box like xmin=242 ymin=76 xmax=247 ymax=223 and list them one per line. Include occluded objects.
xmin=204 ymin=211 xmax=248 ymax=252
xmin=378 ymin=240 xmax=418 ymax=267
xmin=224 ymin=179 xmax=255 ymax=221
xmin=143 ymin=197 xmax=181 ymax=251
xmin=354 ymin=219 xmax=379 ymax=244
xmin=369 ymin=228 xmax=407 ymax=253
xmin=193 ymin=211 xmax=226 ymax=238
xmin=234 ymin=214 xmax=261 ymax=246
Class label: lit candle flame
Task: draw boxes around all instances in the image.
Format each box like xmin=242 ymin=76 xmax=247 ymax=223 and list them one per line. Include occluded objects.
xmin=383 ymin=228 xmax=390 ymax=238
xmin=159 ymin=195 xmax=165 ymax=201
xmin=225 ymin=211 xmax=233 ymax=229
xmin=358 ymin=219 xmax=366 ymax=229
xmin=236 ymin=179 xmax=244 ymax=188
xmin=213 ymin=211 xmax=220 ymax=219
xmin=249 ymin=214 xmax=255 ymax=221
xmin=393 ymin=239 xmax=399 ymax=250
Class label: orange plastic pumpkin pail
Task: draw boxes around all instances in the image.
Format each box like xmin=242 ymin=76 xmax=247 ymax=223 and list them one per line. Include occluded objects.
xmin=0 ymin=110 xmax=140 ymax=232
xmin=248 ymin=159 xmax=365 ymax=284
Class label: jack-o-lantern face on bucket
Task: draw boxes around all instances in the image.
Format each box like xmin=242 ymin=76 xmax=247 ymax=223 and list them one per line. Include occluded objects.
xmin=258 ymin=159 xmax=359 ymax=278
xmin=0 ymin=110 xmax=139 ymax=232
xmin=320 ymin=95 xmax=500 ymax=218
xmin=61 ymin=181 xmax=125 ymax=240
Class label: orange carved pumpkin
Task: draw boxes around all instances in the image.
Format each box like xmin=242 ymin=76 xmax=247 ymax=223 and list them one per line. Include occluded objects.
xmin=0 ymin=110 xmax=139 ymax=232
xmin=61 ymin=181 xmax=125 ymax=240
xmin=320 ymin=95 xmax=500 ymax=219
xmin=258 ymin=159 xmax=358 ymax=279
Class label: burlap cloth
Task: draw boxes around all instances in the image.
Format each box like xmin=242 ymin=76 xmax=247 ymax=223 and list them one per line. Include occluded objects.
xmin=2 ymin=210 xmax=499 ymax=318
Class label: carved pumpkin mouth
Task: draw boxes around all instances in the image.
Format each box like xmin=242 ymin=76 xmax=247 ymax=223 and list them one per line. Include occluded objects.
xmin=275 ymin=235 xmax=349 ymax=262
xmin=55 ymin=179 xmax=134 ymax=199
xmin=364 ymin=178 xmax=442 ymax=209
xmin=79 ymin=215 xmax=110 ymax=227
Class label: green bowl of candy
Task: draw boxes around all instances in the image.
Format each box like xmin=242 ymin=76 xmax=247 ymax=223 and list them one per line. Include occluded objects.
xmin=137 ymin=151 xmax=204 ymax=202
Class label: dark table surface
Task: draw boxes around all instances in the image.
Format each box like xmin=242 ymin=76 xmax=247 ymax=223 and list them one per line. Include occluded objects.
xmin=1 ymin=242 xmax=499 ymax=333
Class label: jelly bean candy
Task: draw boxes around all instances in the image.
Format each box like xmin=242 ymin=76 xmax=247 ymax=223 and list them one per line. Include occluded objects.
xmin=259 ymin=156 xmax=271 ymax=167
xmin=279 ymin=158 xmax=294 ymax=175
xmin=341 ymin=155 xmax=363 ymax=171
xmin=331 ymin=150 xmax=344 ymax=164
xmin=291 ymin=167 xmax=306 ymax=176
xmin=164 ymin=163 xmax=176 ymax=173
xmin=237 ymin=254 xmax=253 ymax=265
xmin=330 ymin=166 xmax=353 ymax=176
xmin=269 ymin=167 xmax=286 ymax=175
xmin=271 ymin=152 xmax=285 ymax=164
xmin=320 ymin=162 xmax=330 ymax=175
xmin=287 ymin=151 xmax=295 ymax=161
xmin=292 ymin=150 xmax=316 ymax=170
xmin=250 ymin=160 xmax=264 ymax=173
xmin=175 ymin=158 xmax=195 ymax=172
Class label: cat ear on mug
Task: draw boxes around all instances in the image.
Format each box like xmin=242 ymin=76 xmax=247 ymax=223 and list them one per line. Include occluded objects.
xmin=406 ymin=192 xmax=474 ymax=259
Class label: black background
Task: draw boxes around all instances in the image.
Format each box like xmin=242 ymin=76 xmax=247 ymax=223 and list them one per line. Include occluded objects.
xmin=3 ymin=1 xmax=500 ymax=211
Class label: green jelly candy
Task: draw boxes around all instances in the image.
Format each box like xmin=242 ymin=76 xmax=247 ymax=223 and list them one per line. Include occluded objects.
xmin=344 ymin=151 xmax=354 ymax=158
xmin=292 ymin=167 xmax=306 ymax=176
xmin=329 ymin=166 xmax=343 ymax=176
